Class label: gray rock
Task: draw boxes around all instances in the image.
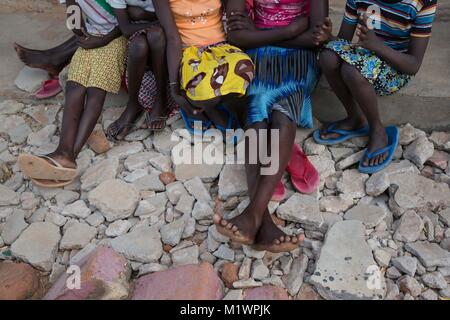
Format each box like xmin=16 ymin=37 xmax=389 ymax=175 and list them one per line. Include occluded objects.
xmin=60 ymin=222 xmax=97 ymax=250
xmin=344 ymin=204 xmax=386 ymax=228
xmin=386 ymin=266 xmax=403 ymax=279
xmin=336 ymin=149 xmax=366 ymax=171
xmin=403 ymin=136 xmax=434 ymax=167
xmin=184 ymin=177 xmax=211 ymax=201
xmin=192 ymin=201 xmax=214 ymax=221
xmin=124 ymin=151 xmax=160 ymax=171
xmin=175 ymin=194 xmax=195 ymax=215
xmin=80 ymin=158 xmax=118 ymax=191
xmin=45 ymin=211 xmax=67 ymax=227
xmin=277 ymin=193 xmax=323 ymax=228
xmin=310 ymin=220 xmax=386 ymax=300
xmin=14 ymin=66 xmax=50 ymax=92
xmin=438 ymin=208 xmax=450 ymax=227
xmin=133 ymin=173 xmax=165 ymax=192
xmin=171 ymin=245 xmax=199 ymax=266
xmin=421 ymin=272 xmax=448 ymax=289
xmin=182 ymin=217 xmax=196 ymax=238
xmin=420 ymin=289 xmax=438 ymax=300
xmin=23 ymin=104 xmax=60 ymax=125
xmin=385 ymin=279 xmax=400 ymax=300
xmin=209 ymin=225 xmax=230 ymax=243
xmin=111 ymin=226 xmax=163 ymax=263
xmin=399 ymin=124 xmax=426 ymax=145
xmin=165 ymin=181 xmax=189 ymax=205
xmin=309 ymin=155 xmax=336 ymax=185
xmin=303 ymin=137 xmax=326 ymax=155
xmin=149 ymin=154 xmax=172 ymax=172
xmin=153 ymin=129 xmax=179 ymax=155
xmin=336 ymin=169 xmax=369 ymax=199
xmin=238 ymin=257 xmax=252 ymax=280
xmin=285 ymin=254 xmax=308 ymax=296
xmin=389 ymin=173 xmax=450 ymax=215
xmin=0 ymin=115 xmax=32 ymax=144
xmin=366 ymin=172 xmax=390 ymax=197
xmin=373 ymin=249 xmax=391 ymax=268
xmin=214 ymin=244 xmax=235 ymax=261
xmin=0 ymin=100 xmax=24 ymax=115
xmin=392 ymin=256 xmax=418 ymax=277
xmin=251 ymin=259 xmax=270 ymax=281
xmin=1 ymin=211 xmax=28 ymax=245
xmin=106 ymin=142 xmax=143 ymax=160
xmin=218 ymin=164 xmax=248 ymax=200
xmin=398 ymin=275 xmax=422 ymax=297
xmin=232 ymin=279 xmax=263 ymax=289
xmin=429 ymin=131 xmax=450 ymax=152
xmin=10 ymin=222 xmax=61 ymax=271
xmin=160 ymin=218 xmax=186 ymax=246
xmin=61 ymin=200 xmax=91 ymax=219
xmin=105 ymin=220 xmax=132 ymax=237
xmin=0 ymin=184 xmax=20 ymax=206
xmin=405 ymin=241 xmax=450 ymax=268
xmin=27 ymin=125 xmax=57 ymax=147
xmin=393 ymin=211 xmax=424 ymax=242
xmin=85 ymin=212 xmax=105 ymax=227
xmin=319 ymin=194 xmax=354 ymax=214
xmin=88 ymin=179 xmax=139 ymax=222
xmin=242 ymin=245 xmax=266 ymax=259
xmin=223 ymin=289 xmax=244 ymax=300
xmin=329 ymin=147 xmax=354 ymax=162
xmin=134 ymin=194 xmax=167 ymax=218
xmin=55 ymin=190 xmax=80 ymax=206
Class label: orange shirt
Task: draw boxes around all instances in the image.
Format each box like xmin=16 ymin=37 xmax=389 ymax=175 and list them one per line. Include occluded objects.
xmin=170 ymin=0 xmax=226 ymax=47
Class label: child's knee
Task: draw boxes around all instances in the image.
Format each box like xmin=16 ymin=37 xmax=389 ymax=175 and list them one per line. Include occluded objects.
xmin=146 ymin=26 xmax=166 ymax=50
xmin=340 ymin=63 xmax=366 ymax=85
xmin=319 ymin=49 xmax=340 ymax=72
xmin=129 ymin=35 xmax=149 ymax=59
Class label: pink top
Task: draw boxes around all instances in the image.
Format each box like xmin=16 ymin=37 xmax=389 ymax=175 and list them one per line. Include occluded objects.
xmin=251 ymin=0 xmax=310 ymax=29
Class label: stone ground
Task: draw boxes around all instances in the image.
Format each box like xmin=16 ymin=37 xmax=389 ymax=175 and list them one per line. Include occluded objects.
xmin=1 ymin=1 xmax=450 ymax=301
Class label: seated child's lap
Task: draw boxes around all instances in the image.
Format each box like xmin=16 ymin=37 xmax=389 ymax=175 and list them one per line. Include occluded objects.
xmin=68 ymin=36 xmax=128 ymax=94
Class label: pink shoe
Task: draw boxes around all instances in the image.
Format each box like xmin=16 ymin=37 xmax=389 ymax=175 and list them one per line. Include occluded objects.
xmin=271 ymin=180 xmax=286 ymax=202
xmin=34 ymin=78 xmax=62 ymax=100
xmin=287 ymin=144 xmax=320 ymax=194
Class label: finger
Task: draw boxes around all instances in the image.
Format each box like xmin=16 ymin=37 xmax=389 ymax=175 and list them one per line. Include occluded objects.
xmin=324 ymin=17 xmax=332 ymax=27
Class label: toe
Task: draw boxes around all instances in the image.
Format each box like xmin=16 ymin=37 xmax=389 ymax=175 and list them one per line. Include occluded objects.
xmin=274 ymin=238 xmax=281 ymax=245
xmin=231 ymin=225 xmax=238 ymax=232
xmin=291 ymin=236 xmax=298 ymax=244
xmin=213 ymin=214 xmax=221 ymax=224
xmin=226 ymin=222 xmax=233 ymax=230
xmin=279 ymin=236 xmax=285 ymax=243
xmin=285 ymin=236 xmax=291 ymax=243
xmin=220 ymin=219 xmax=228 ymax=227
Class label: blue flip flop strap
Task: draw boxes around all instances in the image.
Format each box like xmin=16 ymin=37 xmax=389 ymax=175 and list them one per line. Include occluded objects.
xmin=180 ymin=109 xmax=212 ymax=131
xmin=365 ymin=146 xmax=391 ymax=160
xmin=325 ymin=124 xmax=368 ymax=136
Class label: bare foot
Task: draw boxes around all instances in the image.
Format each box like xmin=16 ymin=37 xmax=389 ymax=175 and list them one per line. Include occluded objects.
xmin=44 ymin=152 xmax=77 ymax=169
xmin=213 ymin=199 xmax=261 ymax=245
xmin=146 ymin=101 xmax=169 ymax=131
xmin=107 ymin=101 xmax=143 ymax=140
xmin=320 ymin=116 xmax=367 ymax=140
xmin=362 ymin=126 xmax=389 ymax=167
xmin=14 ymin=43 xmax=65 ymax=76
xmin=252 ymin=211 xmax=304 ymax=253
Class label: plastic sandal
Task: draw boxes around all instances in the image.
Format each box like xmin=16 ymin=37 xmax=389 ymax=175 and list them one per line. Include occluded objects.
xmin=313 ymin=122 xmax=369 ymax=146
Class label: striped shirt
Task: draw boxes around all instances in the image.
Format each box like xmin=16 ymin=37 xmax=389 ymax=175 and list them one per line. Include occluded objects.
xmin=62 ymin=0 xmax=119 ymax=36
xmin=344 ymin=0 xmax=438 ymax=52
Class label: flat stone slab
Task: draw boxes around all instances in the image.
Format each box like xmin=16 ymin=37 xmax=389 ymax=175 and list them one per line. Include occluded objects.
xmin=311 ymin=220 xmax=386 ymax=300
xmin=132 ymin=262 xmax=223 ymax=300
xmin=405 ymin=241 xmax=450 ymax=268
xmin=343 ymin=204 xmax=386 ymax=228
xmin=276 ymin=193 xmax=323 ymax=228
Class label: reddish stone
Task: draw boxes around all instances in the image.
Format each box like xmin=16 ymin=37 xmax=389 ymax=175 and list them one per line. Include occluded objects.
xmin=0 ymin=262 xmax=41 ymax=300
xmin=87 ymin=127 xmax=111 ymax=154
xmin=296 ymin=283 xmax=323 ymax=300
xmin=271 ymin=214 xmax=286 ymax=227
xmin=163 ymin=244 xmax=173 ymax=253
xmin=221 ymin=263 xmax=239 ymax=289
xmin=132 ymin=262 xmax=224 ymax=300
xmin=44 ymin=246 xmax=131 ymax=300
xmin=244 ymin=285 xmax=290 ymax=300
xmin=420 ymin=166 xmax=435 ymax=179
xmin=427 ymin=150 xmax=450 ymax=170
xmin=159 ymin=172 xmax=176 ymax=185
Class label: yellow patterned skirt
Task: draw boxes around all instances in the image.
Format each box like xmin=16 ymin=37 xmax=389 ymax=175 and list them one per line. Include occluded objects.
xmin=180 ymin=43 xmax=255 ymax=101
xmin=68 ymin=36 xmax=127 ymax=94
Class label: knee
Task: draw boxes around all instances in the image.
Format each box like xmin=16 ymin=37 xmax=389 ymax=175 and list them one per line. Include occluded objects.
xmin=147 ymin=26 xmax=166 ymax=50
xmin=319 ymin=49 xmax=340 ymax=73
xmin=340 ymin=63 xmax=366 ymax=85
xmin=128 ymin=35 xmax=149 ymax=60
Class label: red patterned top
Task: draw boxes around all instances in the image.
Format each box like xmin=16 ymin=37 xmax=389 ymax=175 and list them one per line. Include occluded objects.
xmin=247 ymin=0 xmax=310 ymax=28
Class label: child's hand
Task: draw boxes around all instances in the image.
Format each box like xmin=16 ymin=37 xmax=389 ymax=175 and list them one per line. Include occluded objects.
xmin=354 ymin=14 xmax=384 ymax=52
xmin=313 ymin=17 xmax=333 ymax=46
xmin=227 ymin=12 xmax=256 ymax=32
xmin=76 ymin=32 xmax=106 ymax=50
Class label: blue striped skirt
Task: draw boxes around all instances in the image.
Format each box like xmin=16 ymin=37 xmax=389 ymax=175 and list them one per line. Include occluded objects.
xmin=246 ymin=46 xmax=320 ymax=128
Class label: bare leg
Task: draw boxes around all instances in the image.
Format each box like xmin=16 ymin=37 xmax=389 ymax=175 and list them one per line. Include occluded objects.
xmin=73 ymin=87 xmax=107 ymax=156
xmin=109 ymin=35 xmax=148 ymax=140
xmin=340 ymin=63 xmax=388 ymax=167
xmin=318 ymin=49 xmax=367 ymax=139
xmin=15 ymin=36 xmax=78 ymax=76
xmin=45 ymin=81 xmax=86 ymax=168
xmin=145 ymin=26 xmax=170 ymax=130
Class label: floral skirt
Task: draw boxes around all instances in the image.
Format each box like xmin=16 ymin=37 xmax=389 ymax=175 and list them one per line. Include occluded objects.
xmin=246 ymin=46 xmax=320 ymax=128
xmin=325 ymin=39 xmax=411 ymax=96
xmin=180 ymin=43 xmax=255 ymax=101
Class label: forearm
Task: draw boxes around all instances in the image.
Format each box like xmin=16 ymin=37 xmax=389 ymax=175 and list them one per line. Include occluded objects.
xmin=228 ymin=27 xmax=299 ymax=49
xmin=119 ymin=21 xmax=158 ymax=38
xmin=374 ymin=45 xmax=422 ymax=75
xmin=277 ymin=28 xmax=316 ymax=49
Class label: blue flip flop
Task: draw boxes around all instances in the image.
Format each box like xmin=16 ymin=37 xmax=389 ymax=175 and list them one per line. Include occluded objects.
xmin=313 ymin=122 xmax=370 ymax=146
xmin=180 ymin=108 xmax=213 ymax=136
xmin=359 ymin=126 xmax=399 ymax=174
